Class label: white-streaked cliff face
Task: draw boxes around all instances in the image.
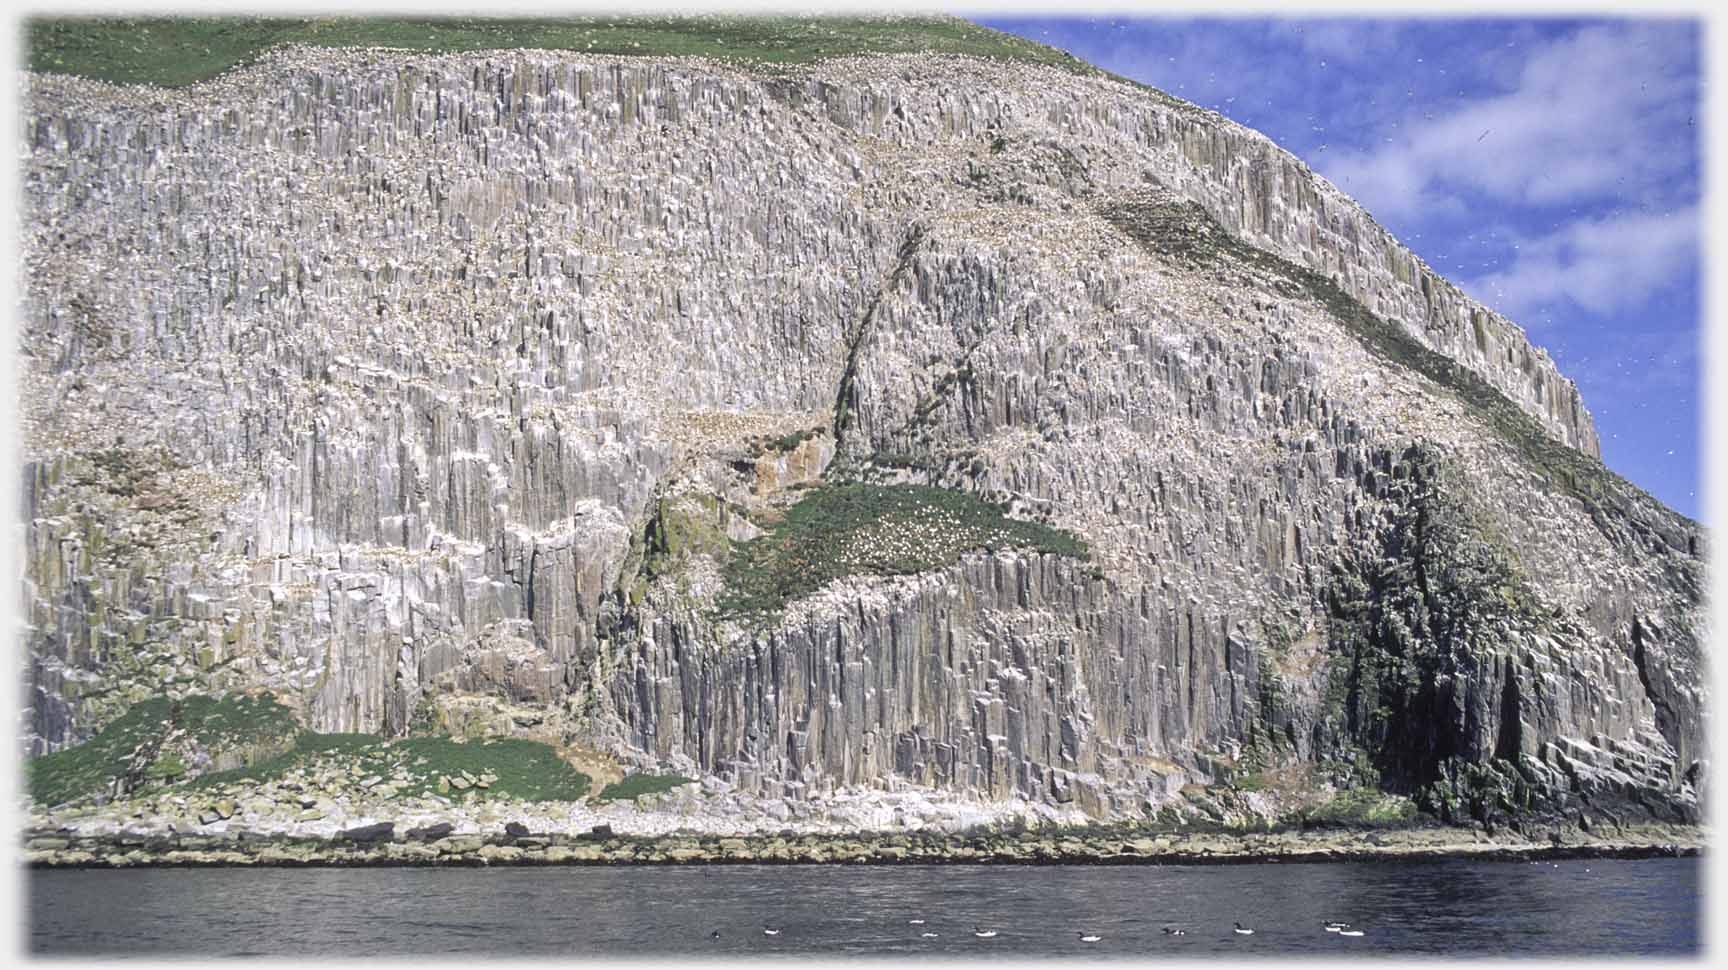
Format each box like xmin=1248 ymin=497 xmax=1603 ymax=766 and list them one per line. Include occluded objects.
xmin=19 ymin=47 xmax=1701 ymax=821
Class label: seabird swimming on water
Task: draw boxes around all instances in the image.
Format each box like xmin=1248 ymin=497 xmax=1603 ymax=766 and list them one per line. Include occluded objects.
xmin=1078 ymin=932 xmax=1102 ymax=943
xmin=763 ymin=926 xmax=781 ymax=937
xmin=1163 ymin=927 xmax=1186 ymax=936
xmin=709 ymin=930 xmax=721 ymax=940
xmin=1233 ymin=923 xmax=1255 ymax=936
xmin=973 ymin=927 xmax=998 ymax=939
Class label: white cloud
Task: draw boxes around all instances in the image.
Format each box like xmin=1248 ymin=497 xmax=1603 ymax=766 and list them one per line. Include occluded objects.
xmin=1461 ymin=205 xmax=1699 ymax=319
xmin=1318 ymin=21 xmax=1697 ymax=221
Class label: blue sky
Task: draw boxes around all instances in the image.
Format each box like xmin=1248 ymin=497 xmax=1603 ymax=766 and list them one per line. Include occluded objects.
xmin=974 ymin=15 xmax=1703 ymax=521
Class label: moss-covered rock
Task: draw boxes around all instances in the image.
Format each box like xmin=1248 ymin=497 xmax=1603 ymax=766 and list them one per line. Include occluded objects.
xmin=1318 ymin=449 xmax=1594 ymax=816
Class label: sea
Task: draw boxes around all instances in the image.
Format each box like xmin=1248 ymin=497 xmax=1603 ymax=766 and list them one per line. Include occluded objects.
xmin=29 ymin=856 xmax=1701 ymax=957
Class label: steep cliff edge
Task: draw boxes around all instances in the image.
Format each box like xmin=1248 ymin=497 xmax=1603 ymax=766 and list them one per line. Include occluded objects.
xmin=19 ymin=22 xmax=1704 ymax=829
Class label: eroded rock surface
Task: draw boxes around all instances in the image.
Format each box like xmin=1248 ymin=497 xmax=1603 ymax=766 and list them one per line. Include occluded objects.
xmin=19 ymin=46 xmax=1705 ymax=824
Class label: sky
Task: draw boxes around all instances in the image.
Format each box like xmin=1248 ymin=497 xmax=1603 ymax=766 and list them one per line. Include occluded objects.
xmin=974 ymin=15 xmax=1703 ymax=522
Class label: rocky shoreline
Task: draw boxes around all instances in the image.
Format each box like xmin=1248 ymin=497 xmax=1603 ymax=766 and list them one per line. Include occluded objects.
xmin=25 ymin=822 xmax=1702 ymax=870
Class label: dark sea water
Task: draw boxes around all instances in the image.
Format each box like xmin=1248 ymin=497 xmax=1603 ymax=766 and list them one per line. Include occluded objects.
xmin=30 ymin=857 xmax=1700 ymax=957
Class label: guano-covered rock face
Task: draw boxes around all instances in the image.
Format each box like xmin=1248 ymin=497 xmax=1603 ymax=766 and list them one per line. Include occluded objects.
xmin=19 ymin=43 xmax=1705 ymax=826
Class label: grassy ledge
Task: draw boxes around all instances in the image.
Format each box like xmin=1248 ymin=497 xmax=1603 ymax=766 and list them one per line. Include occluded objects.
xmin=26 ymin=699 xmax=174 ymax=807
xmin=25 ymin=14 xmax=1100 ymax=89
xmin=1096 ymin=196 xmax=1685 ymax=523
xmin=26 ymin=693 xmax=593 ymax=807
xmin=595 ymin=773 xmax=697 ymax=803
xmin=26 ymin=692 xmax=301 ymax=807
xmin=195 ymin=733 xmax=593 ymax=802
xmin=718 ymin=483 xmax=1088 ymax=621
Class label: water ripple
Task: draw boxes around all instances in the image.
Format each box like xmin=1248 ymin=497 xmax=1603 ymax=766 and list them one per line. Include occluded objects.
xmin=28 ymin=858 xmax=1699 ymax=957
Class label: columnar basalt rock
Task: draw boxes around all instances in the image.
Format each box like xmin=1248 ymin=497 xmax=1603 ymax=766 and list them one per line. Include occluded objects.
xmin=19 ymin=46 xmax=1703 ymax=823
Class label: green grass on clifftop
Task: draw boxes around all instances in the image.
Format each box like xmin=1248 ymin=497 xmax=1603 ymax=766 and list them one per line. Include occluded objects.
xmin=26 ymin=14 xmax=1096 ymax=89
xmin=719 ymin=483 xmax=1088 ymax=620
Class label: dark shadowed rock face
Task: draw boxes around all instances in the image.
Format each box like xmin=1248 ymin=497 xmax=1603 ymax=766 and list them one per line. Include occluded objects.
xmin=341 ymin=822 xmax=395 ymax=843
xmin=19 ymin=43 xmax=1704 ymax=824
xmin=407 ymin=822 xmax=455 ymax=841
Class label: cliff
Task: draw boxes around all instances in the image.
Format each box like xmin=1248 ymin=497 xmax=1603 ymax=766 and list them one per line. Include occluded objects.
xmin=19 ymin=22 xmax=1705 ymax=830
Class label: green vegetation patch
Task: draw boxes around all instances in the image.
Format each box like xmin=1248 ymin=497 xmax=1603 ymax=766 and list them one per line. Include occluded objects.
xmin=626 ymin=495 xmax=739 ymax=603
xmin=644 ymin=496 xmax=732 ymax=574
xmin=27 ymin=696 xmax=175 ymax=807
xmin=1230 ymin=771 xmax=1269 ymax=792
xmin=718 ymin=482 xmax=1088 ymax=620
xmin=1299 ymin=788 xmax=1421 ymax=829
xmin=194 ymin=732 xmax=592 ymax=802
xmin=754 ymin=426 xmax=825 ymax=456
xmin=26 ymin=692 xmax=300 ymax=807
xmin=26 ymin=14 xmax=1100 ymax=89
xmin=595 ymin=772 xmax=697 ymax=803
xmin=174 ymin=692 xmax=302 ymax=750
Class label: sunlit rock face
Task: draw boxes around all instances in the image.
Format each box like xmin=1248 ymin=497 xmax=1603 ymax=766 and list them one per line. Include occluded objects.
xmin=19 ymin=46 xmax=1703 ymax=822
